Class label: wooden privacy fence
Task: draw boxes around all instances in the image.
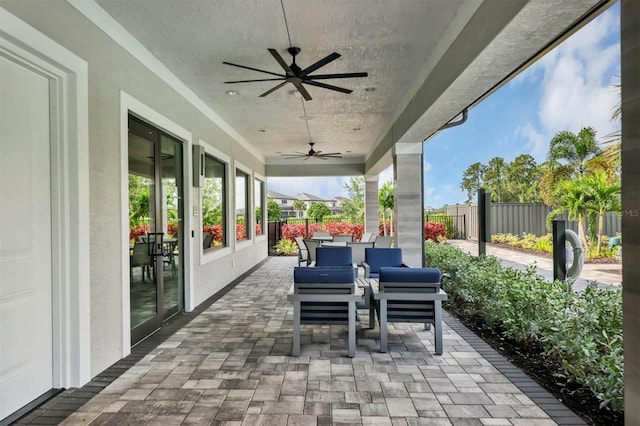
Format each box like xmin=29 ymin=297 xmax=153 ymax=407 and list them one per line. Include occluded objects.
xmin=443 ymin=202 xmax=621 ymax=241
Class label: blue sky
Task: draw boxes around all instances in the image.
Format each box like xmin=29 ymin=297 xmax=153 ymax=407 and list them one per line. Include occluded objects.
xmin=268 ymin=3 xmax=620 ymax=207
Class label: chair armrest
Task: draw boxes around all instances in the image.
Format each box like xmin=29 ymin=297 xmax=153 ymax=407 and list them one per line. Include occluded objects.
xmin=362 ymin=262 xmax=371 ymax=278
xmin=373 ymin=289 xmax=448 ymax=301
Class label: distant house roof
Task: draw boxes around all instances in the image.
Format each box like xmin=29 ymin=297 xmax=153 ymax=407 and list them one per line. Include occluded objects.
xmin=334 ymin=196 xmax=348 ymax=203
xmin=267 ymin=190 xmax=296 ymax=200
xmin=295 ymin=192 xmax=330 ymax=202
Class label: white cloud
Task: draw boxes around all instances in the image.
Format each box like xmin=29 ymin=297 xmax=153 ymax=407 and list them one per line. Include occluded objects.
xmin=535 ymin=8 xmax=620 ymax=141
xmin=515 ymin=121 xmax=548 ymax=161
xmin=424 ymin=162 xmax=432 ymax=173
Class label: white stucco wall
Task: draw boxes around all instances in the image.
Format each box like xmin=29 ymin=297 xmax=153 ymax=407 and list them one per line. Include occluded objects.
xmin=1 ymin=0 xmax=268 ymax=377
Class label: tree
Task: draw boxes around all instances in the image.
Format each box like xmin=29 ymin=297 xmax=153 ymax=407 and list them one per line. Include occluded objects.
xmin=378 ymin=181 xmax=394 ymax=236
xmin=484 ymin=157 xmax=508 ymax=202
xmin=547 ymin=127 xmax=602 ymax=177
xmin=460 ymin=162 xmax=487 ymax=202
xmin=307 ymin=202 xmax=330 ymax=221
xmin=505 ymin=154 xmax=541 ymax=202
xmin=292 ymin=200 xmax=306 ymax=218
xmin=128 ymin=175 xmax=150 ymax=227
xmin=538 ymin=160 xmax=573 ymax=206
xmin=267 ymin=199 xmax=281 ymax=221
xmin=583 ymin=171 xmax=621 ymax=254
xmin=201 ymin=176 xmax=223 ymax=226
xmin=546 ymin=177 xmax=591 ymax=251
xmin=341 ymin=176 xmax=365 ymax=222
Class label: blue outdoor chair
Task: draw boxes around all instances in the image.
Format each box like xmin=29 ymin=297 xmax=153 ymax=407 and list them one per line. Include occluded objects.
xmin=373 ymin=266 xmax=448 ymax=354
xmin=314 ymin=246 xmax=358 ymax=277
xmin=362 ymin=248 xmax=407 ymax=279
xmin=287 ymin=266 xmax=362 ymax=357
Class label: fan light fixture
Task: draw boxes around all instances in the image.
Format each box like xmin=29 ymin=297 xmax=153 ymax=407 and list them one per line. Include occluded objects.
xmin=280 ymin=100 xmax=343 ymax=160
xmin=222 ymin=0 xmax=367 ymax=101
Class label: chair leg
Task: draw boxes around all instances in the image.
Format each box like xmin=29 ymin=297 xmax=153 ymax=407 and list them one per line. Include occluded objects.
xmin=292 ymin=302 xmax=301 ymax=356
xmin=348 ymin=301 xmax=356 ymax=358
xmin=424 ymin=323 xmax=431 ymax=331
xmin=434 ymin=300 xmax=443 ymax=355
xmin=379 ymin=299 xmax=388 ymax=353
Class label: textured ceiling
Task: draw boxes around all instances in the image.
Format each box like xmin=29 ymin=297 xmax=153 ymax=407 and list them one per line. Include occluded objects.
xmin=94 ymin=0 xmax=606 ymax=173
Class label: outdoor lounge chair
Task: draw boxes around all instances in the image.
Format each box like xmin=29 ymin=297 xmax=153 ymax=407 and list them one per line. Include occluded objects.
xmin=313 ymin=246 xmax=358 ymax=276
xmin=373 ymin=266 xmax=448 ymax=354
xmin=287 ymin=266 xmax=362 ymax=357
xmin=362 ymin=248 xmax=407 ymax=279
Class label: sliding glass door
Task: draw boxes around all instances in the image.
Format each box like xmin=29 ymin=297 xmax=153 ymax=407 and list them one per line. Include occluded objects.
xmin=128 ymin=115 xmax=183 ymax=345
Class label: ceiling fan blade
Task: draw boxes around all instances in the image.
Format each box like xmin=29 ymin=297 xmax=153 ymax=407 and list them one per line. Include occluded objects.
xmin=318 ymin=152 xmax=341 ymax=156
xmin=303 ymin=80 xmax=352 ymax=94
xmin=222 ymin=61 xmax=284 ymax=78
xmin=224 ymin=78 xmax=286 ymax=83
xmin=305 ymin=72 xmax=368 ymax=80
xmin=268 ymin=48 xmax=294 ymax=75
xmin=259 ymin=81 xmax=288 ymax=97
xmin=300 ymin=52 xmax=341 ymax=77
xmin=293 ymin=81 xmax=312 ymax=101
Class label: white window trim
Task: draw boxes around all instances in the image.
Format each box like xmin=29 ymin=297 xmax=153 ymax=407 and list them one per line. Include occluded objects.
xmin=234 ymin=161 xmax=253 ymax=250
xmin=0 ymin=9 xmax=90 ymax=388
xmin=254 ymin=172 xmax=267 ymax=242
xmin=200 ymin=141 xmax=232 ymax=264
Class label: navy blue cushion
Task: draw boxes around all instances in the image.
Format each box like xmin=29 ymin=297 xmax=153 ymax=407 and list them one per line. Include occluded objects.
xmin=364 ymin=248 xmax=403 ymax=273
xmin=379 ymin=267 xmax=441 ymax=283
xmin=315 ymin=246 xmax=353 ymax=267
xmin=294 ymin=266 xmax=355 ymax=283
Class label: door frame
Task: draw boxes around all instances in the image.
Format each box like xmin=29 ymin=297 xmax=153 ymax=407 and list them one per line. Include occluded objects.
xmin=120 ymin=92 xmax=194 ymax=355
xmin=0 ymin=9 xmax=90 ymax=388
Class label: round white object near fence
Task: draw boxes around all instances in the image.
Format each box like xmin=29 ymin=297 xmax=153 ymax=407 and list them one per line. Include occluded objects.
xmin=565 ymin=230 xmax=584 ymax=281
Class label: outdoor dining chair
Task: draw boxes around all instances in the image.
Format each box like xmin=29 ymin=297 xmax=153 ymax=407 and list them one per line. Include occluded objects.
xmin=294 ymin=236 xmax=308 ymax=266
xmin=302 ymin=239 xmax=320 ymax=265
xmin=360 ymin=232 xmax=373 ymax=242
xmin=332 ymin=234 xmax=354 ymax=243
xmin=373 ymin=235 xmax=393 ymax=248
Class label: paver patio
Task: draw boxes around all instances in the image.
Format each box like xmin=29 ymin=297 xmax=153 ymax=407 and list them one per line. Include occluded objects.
xmin=17 ymin=256 xmax=585 ymax=425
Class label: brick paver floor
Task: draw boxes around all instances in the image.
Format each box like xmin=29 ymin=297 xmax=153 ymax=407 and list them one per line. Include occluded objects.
xmin=21 ymin=256 xmax=584 ymax=425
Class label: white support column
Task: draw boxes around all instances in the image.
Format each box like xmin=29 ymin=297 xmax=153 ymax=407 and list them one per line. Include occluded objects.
xmin=364 ymin=174 xmax=379 ymax=236
xmin=393 ymin=142 xmax=424 ymax=267
xmin=621 ymin=1 xmax=639 ymax=423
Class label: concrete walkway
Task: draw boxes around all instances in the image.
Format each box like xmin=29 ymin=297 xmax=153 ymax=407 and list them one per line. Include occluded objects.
xmin=446 ymin=240 xmax=621 ymax=291
xmin=13 ymin=256 xmax=589 ymax=426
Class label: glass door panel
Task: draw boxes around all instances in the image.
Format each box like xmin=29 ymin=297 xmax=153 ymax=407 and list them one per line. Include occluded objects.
xmin=128 ymin=126 xmax=158 ymax=330
xmin=160 ymin=134 xmax=182 ymax=319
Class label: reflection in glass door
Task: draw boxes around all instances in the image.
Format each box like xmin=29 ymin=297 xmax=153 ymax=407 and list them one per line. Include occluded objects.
xmin=128 ymin=116 xmax=183 ymax=345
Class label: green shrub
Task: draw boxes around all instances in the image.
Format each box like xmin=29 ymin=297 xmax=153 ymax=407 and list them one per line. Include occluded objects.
xmin=274 ymin=239 xmax=298 ymax=255
xmin=424 ymin=242 xmax=623 ymax=411
xmin=492 ymin=233 xmax=519 ymax=244
xmin=533 ymin=234 xmax=553 ymax=253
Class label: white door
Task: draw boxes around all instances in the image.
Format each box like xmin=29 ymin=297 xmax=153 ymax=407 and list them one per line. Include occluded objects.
xmin=0 ymin=54 xmax=53 ymax=419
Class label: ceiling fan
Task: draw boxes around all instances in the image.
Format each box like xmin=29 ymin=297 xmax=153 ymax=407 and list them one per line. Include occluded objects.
xmin=281 ymin=142 xmax=342 ymax=160
xmin=223 ymin=47 xmax=368 ymax=101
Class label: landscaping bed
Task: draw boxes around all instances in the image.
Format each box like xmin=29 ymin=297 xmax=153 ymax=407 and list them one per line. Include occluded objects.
xmin=425 ymin=242 xmax=624 ymax=425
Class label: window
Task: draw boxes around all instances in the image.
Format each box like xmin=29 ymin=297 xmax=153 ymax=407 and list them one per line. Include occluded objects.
xmin=202 ymin=154 xmax=226 ymax=250
xmin=282 ymin=199 xmax=287 ymax=205
xmin=235 ymin=169 xmax=250 ymax=241
xmin=254 ymin=178 xmax=264 ymax=236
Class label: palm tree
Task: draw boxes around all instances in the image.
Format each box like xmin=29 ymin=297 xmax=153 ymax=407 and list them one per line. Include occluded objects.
xmin=547 ymin=127 xmax=602 ymax=176
xmin=546 ymin=177 xmax=591 ymax=252
xmin=583 ymin=171 xmax=621 ymax=254
xmin=293 ymin=200 xmax=306 ymax=218
xmin=378 ymin=181 xmax=394 ymax=236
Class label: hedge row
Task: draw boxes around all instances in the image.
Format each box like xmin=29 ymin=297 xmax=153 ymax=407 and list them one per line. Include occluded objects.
xmin=424 ymin=242 xmax=623 ymax=411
